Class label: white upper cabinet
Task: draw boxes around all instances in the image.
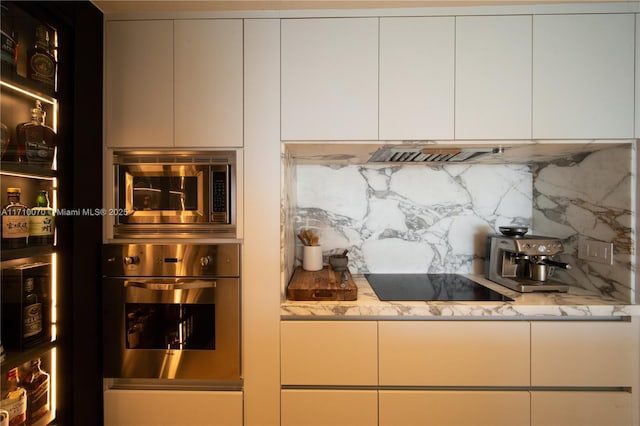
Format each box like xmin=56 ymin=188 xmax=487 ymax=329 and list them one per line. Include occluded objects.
xmin=281 ymin=18 xmax=378 ymax=141
xmin=455 ymin=15 xmax=532 ymax=139
xmin=105 ymin=20 xmax=174 ymax=148
xmin=379 ymin=17 xmax=454 ymax=140
xmin=105 ymin=20 xmax=243 ymax=148
xmin=532 ymin=14 xmax=635 ymax=139
xmin=174 ymin=20 xmax=243 ymax=147
xmin=636 ymin=14 xmax=639 ymax=139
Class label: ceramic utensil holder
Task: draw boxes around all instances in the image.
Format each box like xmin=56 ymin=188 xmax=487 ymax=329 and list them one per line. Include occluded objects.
xmin=303 ymin=245 xmax=323 ymax=271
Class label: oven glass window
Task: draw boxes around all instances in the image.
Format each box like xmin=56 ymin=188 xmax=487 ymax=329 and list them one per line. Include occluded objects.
xmin=132 ymin=177 xmax=198 ymax=211
xmin=125 ymin=303 xmax=215 ymax=350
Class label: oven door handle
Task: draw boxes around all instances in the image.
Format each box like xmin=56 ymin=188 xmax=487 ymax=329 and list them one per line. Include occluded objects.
xmin=124 ymin=280 xmax=217 ymax=291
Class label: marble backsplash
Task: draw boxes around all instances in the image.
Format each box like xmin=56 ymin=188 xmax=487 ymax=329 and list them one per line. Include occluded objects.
xmin=294 ymin=163 xmax=533 ymax=274
xmin=531 ymin=146 xmax=634 ymax=302
xmin=288 ymin=144 xmax=635 ymax=302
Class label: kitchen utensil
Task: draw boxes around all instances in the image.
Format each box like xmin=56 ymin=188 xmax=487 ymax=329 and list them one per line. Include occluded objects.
xmin=499 ymin=226 xmax=528 ymax=237
xmin=298 ymin=229 xmax=319 ymax=246
xmin=328 ymin=254 xmax=348 ymax=272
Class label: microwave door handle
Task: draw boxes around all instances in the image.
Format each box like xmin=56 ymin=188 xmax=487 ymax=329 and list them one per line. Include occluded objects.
xmin=124 ymin=280 xmax=217 ymax=291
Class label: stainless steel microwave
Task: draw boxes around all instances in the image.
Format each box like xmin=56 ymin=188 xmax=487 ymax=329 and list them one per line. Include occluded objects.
xmin=113 ymin=151 xmax=236 ymax=238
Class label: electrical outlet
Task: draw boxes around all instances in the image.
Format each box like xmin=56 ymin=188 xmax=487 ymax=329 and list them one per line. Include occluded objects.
xmin=578 ymin=237 xmax=613 ymax=265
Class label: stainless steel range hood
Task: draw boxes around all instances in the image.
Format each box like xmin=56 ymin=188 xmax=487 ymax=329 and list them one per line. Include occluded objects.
xmin=368 ymin=147 xmax=499 ymax=163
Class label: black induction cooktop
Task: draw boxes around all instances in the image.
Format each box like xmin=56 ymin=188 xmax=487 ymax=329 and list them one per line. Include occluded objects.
xmin=365 ymin=273 xmax=513 ymax=302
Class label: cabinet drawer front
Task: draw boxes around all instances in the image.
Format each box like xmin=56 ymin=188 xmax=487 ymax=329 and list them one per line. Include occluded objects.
xmin=281 ymin=321 xmax=377 ymax=385
xmin=531 ymin=321 xmax=636 ymax=387
xmin=379 ymin=390 xmax=529 ymax=426
xmin=531 ymin=391 xmax=632 ymax=426
xmin=282 ymin=390 xmax=377 ymax=426
xmin=379 ymin=321 xmax=529 ymax=386
xmin=104 ymin=389 xmax=243 ymax=426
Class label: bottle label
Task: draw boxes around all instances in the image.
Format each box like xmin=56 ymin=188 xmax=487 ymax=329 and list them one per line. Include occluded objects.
xmin=0 ymin=391 xmax=27 ymax=426
xmin=29 ymin=53 xmax=55 ymax=87
xmin=28 ymin=209 xmax=54 ymax=236
xmin=23 ymin=303 xmax=42 ymax=338
xmin=0 ymin=29 xmax=16 ymax=67
xmin=25 ymin=141 xmax=54 ymax=165
xmin=2 ymin=216 xmax=28 ymax=239
xmin=27 ymin=377 xmax=50 ymax=423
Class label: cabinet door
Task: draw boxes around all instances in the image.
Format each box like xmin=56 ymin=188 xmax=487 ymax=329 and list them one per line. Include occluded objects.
xmin=379 ymin=321 xmax=529 ymax=386
xmin=532 ymin=14 xmax=635 ymax=138
xmin=635 ymin=13 xmax=640 ymax=138
xmin=379 ymin=17 xmax=454 ymax=140
xmin=174 ymin=20 xmax=243 ymax=147
xmin=531 ymin=320 xmax=636 ymax=387
xmin=281 ymin=18 xmax=378 ymax=140
xmin=456 ymin=15 xmax=532 ymax=139
xmin=531 ymin=391 xmax=632 ymax=426
xmin=104 ymin=389 xmax=243 ymax=426
xmin=105 ymin=20 xmax=174 ymax=148
xmin=282 ymin=390 xmax=377 ymax=426
xmin=281 ymin=321 xmax=377 ymax=385
xmin=379 ymin=390 xmax=530 ymax=426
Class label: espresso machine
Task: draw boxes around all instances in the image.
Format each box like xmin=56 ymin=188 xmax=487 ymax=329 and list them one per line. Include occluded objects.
xmin=485 ymin=227 xmax=571 ymax=292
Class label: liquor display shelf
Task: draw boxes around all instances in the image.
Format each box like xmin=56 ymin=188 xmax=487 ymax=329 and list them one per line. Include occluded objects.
xmin=1 ymin=61 xmax=56 ymax=100
xmin=0 ymin=339 xmax=55 ymax=371
xmin=0 ymin=162 xmax=56 ymax=179
xmin=0 ymin=245 xmax=55 ymax=262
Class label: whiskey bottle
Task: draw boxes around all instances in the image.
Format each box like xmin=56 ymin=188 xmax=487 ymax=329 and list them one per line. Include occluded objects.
xmin=1 ymin=122 xmax=9 ymax=159
xmin=0 ymin=368 xmax=27 ymax=426
xmin=22 ymin=358 xmax=50 ymax=424
xmin=15 ymin=100 xmax=56 ymax=169
xmin=1 ymin=5 xmax=18 ymax=71
xmin=27 ymin=25 xmax=56 ymax=89
xmin=23 ymin=277 xmax=43 ymax=346
xmin=1 ymin=188 xmax=29 ymax=249
xmin=28 ymin=190 xmax=54 ymax=246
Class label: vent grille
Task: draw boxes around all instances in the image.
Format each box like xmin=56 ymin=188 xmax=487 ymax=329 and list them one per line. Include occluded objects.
xmin=368 ymin=147 xmax=498 ymax=163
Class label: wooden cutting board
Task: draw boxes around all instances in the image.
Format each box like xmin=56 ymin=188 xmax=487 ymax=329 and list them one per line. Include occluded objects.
xmin=287 ymin=266 xmax=357 ymax=301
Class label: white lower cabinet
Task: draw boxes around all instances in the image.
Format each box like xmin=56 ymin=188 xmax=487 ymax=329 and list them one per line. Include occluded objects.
xmin=378 ymin=321 xmax=530 ymax=386
xmin=531 ymin=391 xmax=633 ymax=426
xmin=281 ymin=319 xmax=638 ymax=426
xmin=103 ymin=389 xmax=243 ymax=426
xmin=379 ymin=390 xmax=530 ymax=426
xmin=280 ymin=321 xmax=377 ymax=386
xmin=531 ymin=320 xmax=635 ymax=387
xmin=281 ymin=389 xmax=377 ymax=426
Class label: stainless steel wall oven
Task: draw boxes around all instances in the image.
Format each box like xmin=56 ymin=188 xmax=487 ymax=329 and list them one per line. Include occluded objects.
xmin=102 ymin=244 xmax=240 ymax=385
xmin=113 ymin=151 xmax=236 ymax=239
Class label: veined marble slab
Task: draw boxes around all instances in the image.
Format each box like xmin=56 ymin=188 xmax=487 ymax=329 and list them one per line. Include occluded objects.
xmin=281 ymin=274 xmax=640 ymax=318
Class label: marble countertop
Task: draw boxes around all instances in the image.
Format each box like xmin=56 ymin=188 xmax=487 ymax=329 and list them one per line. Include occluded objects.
xmin=281 ymin=274 xmax=640 ymax=318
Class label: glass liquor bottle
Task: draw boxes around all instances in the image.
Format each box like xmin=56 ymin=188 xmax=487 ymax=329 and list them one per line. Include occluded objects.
xmin=28 ymin=190 xmax=54 ymax=246
xmin=15 ymin=100 xmax=57 ymax=168
xmin=0 ymin=5 xmax=18 ymax=71
xmin=23 ymin=277 xmax=43 ymax=346
xmin=23 ymin=358 xmax=50 ymax=424
xmin=1 ymin=187 xmax=29 ymax=249
xmin=1 ymin=122 xmax=9 ymax=159
xmin=0 ymin=367 xmax=27 ymax=426
xmin=28 ymin=25 xmax=56 ymax=89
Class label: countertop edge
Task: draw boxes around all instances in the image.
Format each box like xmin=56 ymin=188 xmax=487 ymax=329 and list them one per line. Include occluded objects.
xmin=280 ymin=274 xmax=640 ymax=318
